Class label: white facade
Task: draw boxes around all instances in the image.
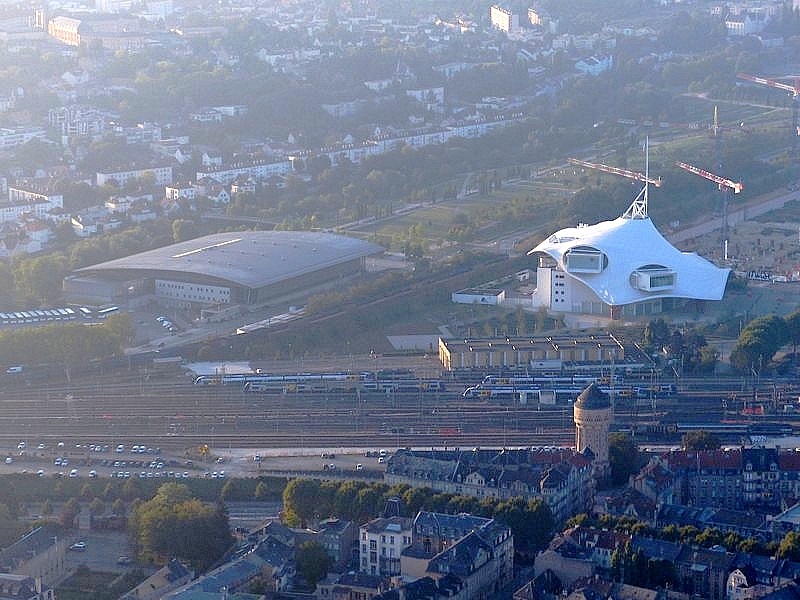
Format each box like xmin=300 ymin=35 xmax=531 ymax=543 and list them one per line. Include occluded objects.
xmin=359 ymin=518 xmax=413 ymax=577
xmin=97 ymin=166 xmax=173 ymax=187
xmin=0 ymin=188 xmax=63 ymax=224
xmin=0 ymin=127 xmax=46 ymax=150
xmin=196 ymin=160 xmax=292 ymax=185
xmin=529 ymin=188 xmax=730 ymax=315
xmin=489 ymin=5 xmax=518 ymax=33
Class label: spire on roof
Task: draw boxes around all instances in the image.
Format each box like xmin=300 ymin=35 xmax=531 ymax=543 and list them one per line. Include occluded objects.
xmin=622 ymin=137 xmax=651 ymax=220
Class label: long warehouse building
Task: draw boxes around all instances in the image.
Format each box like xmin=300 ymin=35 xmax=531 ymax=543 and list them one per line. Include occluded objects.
xmin=63 ymin=230 xmax=385 ymax=308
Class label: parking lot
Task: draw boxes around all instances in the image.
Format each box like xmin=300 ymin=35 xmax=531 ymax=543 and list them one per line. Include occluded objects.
xmin=64 ymin=530 xmax=137 ymax=575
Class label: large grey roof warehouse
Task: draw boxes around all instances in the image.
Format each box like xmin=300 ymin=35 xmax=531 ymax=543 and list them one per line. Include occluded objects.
xmin=65 ymin=231 xmax=385 ymax=306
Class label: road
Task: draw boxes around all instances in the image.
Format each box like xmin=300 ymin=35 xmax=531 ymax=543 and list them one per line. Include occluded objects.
xmin=667 ymin=188 xmax=799 ymax=245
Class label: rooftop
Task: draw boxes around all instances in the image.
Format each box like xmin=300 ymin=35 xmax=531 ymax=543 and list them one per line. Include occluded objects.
xmin=74 ymin=230 xmax=384 ymax=289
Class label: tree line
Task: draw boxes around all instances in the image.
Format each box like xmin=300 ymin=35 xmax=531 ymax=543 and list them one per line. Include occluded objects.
xmin=282 ymin=478 xmax=554 ymax=555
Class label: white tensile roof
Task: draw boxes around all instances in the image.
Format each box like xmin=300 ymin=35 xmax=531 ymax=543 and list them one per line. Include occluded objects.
xmin=529 ymin=209 xmax=730 ymax=307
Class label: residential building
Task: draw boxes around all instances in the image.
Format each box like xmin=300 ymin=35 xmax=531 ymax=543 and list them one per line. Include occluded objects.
xmin=296 ymin=519 xmax=358 ymax=571
xmin=47 ymin=16 xmax=81 ymax=46
xmin=0 ymin=574 xmax=54 ymax=600
xmin=402 ymin=511 xmax=514 ymax=598
xmin=196 ymin=159 xmax=292 ymax=185
xmin=316 ymin=571 xmax=386 ymax=600
xmin=48 ymin=105 xmax=106 ymax=138
xmin=2 ymin=186 xmax=64 ymax=225
xmin=96 ymin=165 xmax=173 ymax=187
xmin=0 ymin=525 xmax=67 ymax=590
xmin=359 ymin=516 xmax=413 ymax=577
xmin=0 ymin=127 xmax=47 ymax=150
xmin=164 ymin=537 xmax=294 ymax=598
xmin=385 ymin=448 xmax=593 ymax=524
xmin=119 ymin=558 xmax=193 ymax=600
xmin=489 ymin=6 xmax=518 ymax=33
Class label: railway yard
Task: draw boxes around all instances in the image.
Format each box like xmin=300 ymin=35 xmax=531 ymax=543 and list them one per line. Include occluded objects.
xmin=0 ymin=357 xmax=797 ymax=479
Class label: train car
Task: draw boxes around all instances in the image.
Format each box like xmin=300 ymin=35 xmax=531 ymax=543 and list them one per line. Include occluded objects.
xmin=239 ymin=372 xmax=370 ymax=393
xmin=748 ymin=422 xmax=793 ymax=436
xmin=463 ymin=385 xmax=515 ymax=400
xmin=481 ymin=374 xmax=600 ymax=387
xmin=676 ymin=422 xmax=750 ymax=435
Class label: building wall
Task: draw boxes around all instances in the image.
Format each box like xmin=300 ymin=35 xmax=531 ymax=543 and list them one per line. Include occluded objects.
xmin=574 ymin=405 xmax=611 ymax=476
xmin=359 ymin=524 xmax=412 ymax=577
xmin=97 ymin=166 xmax=173 ymax=187
xmin=155 ymin=279 xmax=231 ymax=305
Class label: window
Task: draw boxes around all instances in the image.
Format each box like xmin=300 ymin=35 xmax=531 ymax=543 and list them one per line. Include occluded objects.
xmin=369 ymin=540 xmax=377 ymax=550
xmin=390 ymin=536 xmax=395 ymax=544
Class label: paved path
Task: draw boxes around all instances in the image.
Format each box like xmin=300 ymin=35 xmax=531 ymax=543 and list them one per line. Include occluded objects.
xmin=667 ymin=189 xmax=798 ymax=245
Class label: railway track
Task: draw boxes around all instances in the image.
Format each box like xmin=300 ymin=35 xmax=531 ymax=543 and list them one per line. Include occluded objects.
xmin=0 ymin=366 xmax=787 ymax=453
xmin=0 ymin=372 xmax=577 ymax=451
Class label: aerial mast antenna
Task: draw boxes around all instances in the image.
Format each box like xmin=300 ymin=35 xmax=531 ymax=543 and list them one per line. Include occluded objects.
xmin=622 ymin=137 xmax=650 ymax=219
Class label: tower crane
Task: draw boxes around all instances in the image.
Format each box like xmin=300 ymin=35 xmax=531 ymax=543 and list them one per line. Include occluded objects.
xmin=674 ymin=161 xmax=743 ymax=194
xmin=713 ymin=105 xmax=729 ymax=243
xmin=568 ymin=142 xmax=659 ymax=220
xmin=736 ymin=72 xmax=800 ymax=186
xmin=675 ymin=160 xmax=742 ymax=261
xmin=567 ymin=157 xmax=662 ymax=187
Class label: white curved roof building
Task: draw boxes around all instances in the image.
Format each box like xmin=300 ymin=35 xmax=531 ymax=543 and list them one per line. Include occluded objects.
xmin=528 ymin=186 xmax=730 ymax=317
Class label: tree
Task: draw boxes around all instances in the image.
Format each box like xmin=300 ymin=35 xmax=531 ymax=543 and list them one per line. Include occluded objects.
xmin=0 ymin=504 xmax=23 ymax=546
xmin=130 ymin=483 xmax=231 ymax=571
xmin=295 ymin=541 xmax=333 ymax=589
xmin=61 ymin=498 xmax=80 ymax=529
xmin=220 ymin=479 xmax=235 ymax=501
xmin=609 ymin=433 xmax=640 ymax=486
xmin=730 ymin=315 xmax=789 ymax=374
xmin=172 ymin=219 xmax=197 ymax=242
xmin=778 ymin=531 xmax=800 ymax=561
xmin=785 ymin=309 xmax=800 ymax=362
xmin=89 ymin=497 xmax=105 ymax=516
xmin=682 ymin=430 xmax=721 ymax=451
xmin=112 ymin=498 xmax=125 ymax=515
xmin=254 ymin=481 xmax=268 ymax=499
xmin=283 ymin=479 xmax=322 ymax=527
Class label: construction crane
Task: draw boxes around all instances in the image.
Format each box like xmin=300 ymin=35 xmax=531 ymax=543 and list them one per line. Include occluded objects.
xmin=676 ymin=160 xmax=742 ymax=260
xmin=737 ymin=72 xmax=800 ymax=186
xmin=567 ymin=157 xmax=662 ymax=187
xmin=568 ymin=142 xmax=659 ymax=219
xmin=674 ymin=161 xmax=743 ymax=194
